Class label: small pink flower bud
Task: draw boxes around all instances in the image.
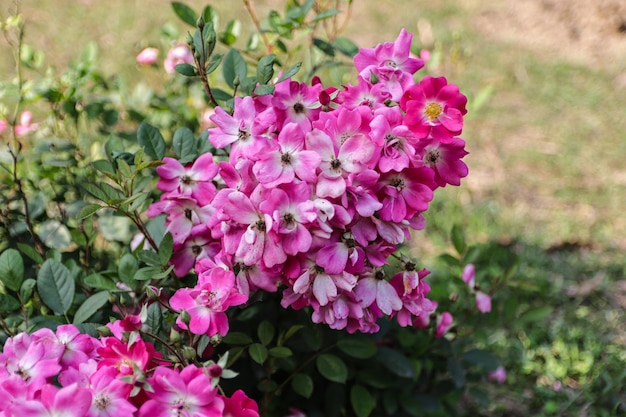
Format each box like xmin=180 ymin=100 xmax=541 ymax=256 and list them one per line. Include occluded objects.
xmin=476 ymin=291 xmax=492 ymax=313
xmin=462 ymin=264 xmax=475 ymax=288
xmin=435 ymin=311 xmax=453 ymax=338
xmin=136 ymin=47 xmax=159 ymax=65
xmin=208 ymin=363 xmax=222 ymax=378
xmin=488 ymin=366 xmax=506 ymax=384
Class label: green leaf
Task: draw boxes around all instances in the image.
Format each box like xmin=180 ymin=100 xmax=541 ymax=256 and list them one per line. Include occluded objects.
xmin=145 ymin=302 xmax=162 ymax=333
xmin=276 ymin=62 xmax=302 ymax=83
xmin=258 ymin=320 xmax=275 ymax=346
xmin=462 ymin=349 xmax=499 ymax=372
xmin=219 ymin=19 xmax=241 ymax=46
xmin=82 ymin=183 xmax=108 ymax=202
xmin=337 ymin=336 xmax=377 ymax=359
xmin=519 ymin=306 xmax=554 ymax=323
xmin=37 ymin=259 xmax=75 ymax=315
xmin=159 ymin=233 xmax=174 ymax=266
xmin=256 ymin=54 xmax=276 ymax=84
xmin=83 ymin=273 xmax=117 ymax=291
xmin=137 ymin=250 xmax=161 ymax=267
xmin=313 ymin=38 xmax=335 ymax=57
xmin=292 ymin=373 xmax=313 ymax=398
xmin=269 ymin=346 xmax=292 ymax=358
xmin=332 ymin=37 xmax=359 ymax=57
xmin=175 ymin=63 xmax=197 ymax=77
xmin=17 ymin=243 xmax=43 ymax=264
xmin=118 ymin=254 xmax=138 ymax=285
xmin=249 ymin=343 xmax=268 ymax=365
xmin=133 ymin=266 xmax=171 ymax=281
xmin=137 ymin=122 xmax=166 ymax=160
xmin=0 ymin=293 xmax=20 ymax=312
xmin=448 ymin=358 xmax=466 ymax=388
xmin=311 ymin=8 xmax=341 ymax=22
xmin=0 ymin=249 xmax=24 ymax=292
xmin=451 ymin=224 xmax=466 ymax=255
xmin=73 ymin=291 xmax=109 ymax=324
xmin=202 ymin=5 xmax=219 ymax=28
xmin=376 ymin=347 xmax=416 ymax=379
xmin=350 ymin=384 xmax=376 ymax=417
xmin=317 ymin=354 xmax=348 ymax=383
xmin=172 ymin=127 xmax=197 ymax=164
xmin=254 ymin=84 xmax=275 ymax=96
xmin=205 ymin=52 xmax=223 ymax=75
xmin=77 ymin=204 xmax=102 ymax=220
xmin=20 ymin=278 xmax=37 ymax=302
xmin=222 ymin=48 xmax=247 ymax=89
xmin=171 ymin=1 xmax=198 ymax=26
xmin=222 ymin=332 xmax=253 ymax=345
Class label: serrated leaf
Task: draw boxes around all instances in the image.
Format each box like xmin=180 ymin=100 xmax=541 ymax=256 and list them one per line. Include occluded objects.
xmin=92 ymin=159 xmax=115 ymax=175
xmin=462 ymin=349 xmax=499 ymax=372
xmin=171 ymin=1 xmax=198 ymax=26
xmin=317 ymin=354 xmax=347 ymax=383
xmin=159 ymin=233 xmax=174 ymax=266
xmin=376 ymin=347 xmax=416 ymax=379
xmin=332 ymin=37 xmax=359 ymax=57
xmin=292 ymin=373 xmax=313 ymax=398
xmin=311 ymin=8 xmax=341 ymax=22
xmin=172 ymin=127 xmax=197 ymax=163
xmin=276 ymin=62 xmax=302 ymax=83
xmin=137 ymin=122 xmax=165 ymax=160
xmin=77 ymin=204 xmax=102 ymax=220
xmin=249 ymin=343 xmax=267 ymax=364
xmin=256 ymin=54 xmax=276 ymax=84
xmin=222 ymin=48 xmax=247 ymax=89
xmin=258 ymin=320 xmax=275 ymax=346
xmin=145 ymin=302 xmax=162 ymax=333
xmin=73 ymin=291 xmax=109 ymax=325
xmin=350 ymin=384 xmax=375 ymax=417
xmin=337 ymin=336 xmax=377 ymax=359
xmin=0 ymin=249 xmax=24 ymax=292
xmin=82 ymin=183 xmax=108 ymax=202
xmin=37 ymin=259 xmax=75 ymax=315
xmin=137 ymin=250 xmax=161 ymax=267
xmin=175 ymin=63 xmax=196 ymax=77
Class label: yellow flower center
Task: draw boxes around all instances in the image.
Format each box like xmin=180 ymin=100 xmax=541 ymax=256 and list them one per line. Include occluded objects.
xmin=424 ymin=102 xmax=442 ymax=121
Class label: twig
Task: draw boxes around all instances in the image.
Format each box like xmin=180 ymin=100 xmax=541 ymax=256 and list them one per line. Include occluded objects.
xmin=243 ymin=0 xmax=272 ymax=55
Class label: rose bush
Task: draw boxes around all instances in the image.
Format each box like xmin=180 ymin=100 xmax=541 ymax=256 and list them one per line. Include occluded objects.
xmin=0 ymin=2 xmax=508 ymax=416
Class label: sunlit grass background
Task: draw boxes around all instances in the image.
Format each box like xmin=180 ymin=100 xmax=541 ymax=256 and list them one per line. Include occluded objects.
xmin=2 ymin=0 xmax=625 ymax=415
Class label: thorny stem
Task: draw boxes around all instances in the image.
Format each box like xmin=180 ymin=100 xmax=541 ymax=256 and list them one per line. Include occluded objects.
xmin=243 ymin=0 xmax=272 ymax=54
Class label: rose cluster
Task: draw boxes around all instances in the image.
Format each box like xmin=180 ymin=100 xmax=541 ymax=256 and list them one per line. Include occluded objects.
xmin=0 ymin=323 xmax=258 ymax=417
xmin=149 ymin=29 xmax=469 ymax=337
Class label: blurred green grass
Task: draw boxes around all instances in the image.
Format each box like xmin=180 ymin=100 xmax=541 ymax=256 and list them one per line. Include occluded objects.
xmin=2 ymin=0 xmax=625 ymax=414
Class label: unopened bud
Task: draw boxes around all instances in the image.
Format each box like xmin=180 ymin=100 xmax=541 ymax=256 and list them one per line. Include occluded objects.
xmin=179 ymin=310 xmax=191 ymax=325
xmin=169 ymin=328 xmax=182 ymax=343
xmin=369 ymin=71 xmax=379 ymax=84
xmin=182 ymin=346 xmax=197 ymax=360
xmin=146 ymin=285 xmax=162 ymax=299
xmin=196 ymin=16 xmax=205 ymax=29
xmin=96 ymin=325 xmax=113 ymax=337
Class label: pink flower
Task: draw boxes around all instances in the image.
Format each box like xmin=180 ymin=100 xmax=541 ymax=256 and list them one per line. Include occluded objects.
xmin=488 ymin=366 xmax=506 ymax=384
xmin=136 ymin=47 xmax=159 ymax=65
xmin=353 ymin=272 xmax=403 ymax=316
xmin=9 ymin=383 xmax=92 ymax=417
xmin=435 ymin=311 xmax=453 ymax=338
xmin=272 ymin=79 xmax=322 ymax=130
xmin=419 ymin=137 xmax=469 ymax=187
xmin=164 ymin=43 xmax=194 ymax=74
xmin=475 ymin=291 xmax=492 ymax=313
xmin=221 ymin=389 xmax=259 ymax=417
xmin=354 ymin=28 xmax=424 ymax=100
xmin=284 ymin=408 xmax=307 ymax=417
xmin=400 ymin=76 xmax=467 ymax=140
xmin=461 ymin=264 xmax=475 ymax=288
xmin=87 ymin=367 xmax=136 ymax=417
xmin=376 ymin=167 xmax=436 ymax=222
xmin=139 ymin=365 xmax=224 ymax=417
xmin=169 ymin=262 xmax=247 ymax=337
xmin=156 ymin=153 xmax=219 ymax=205
xmin=14 ymin=111 xmax=38 ymax=136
